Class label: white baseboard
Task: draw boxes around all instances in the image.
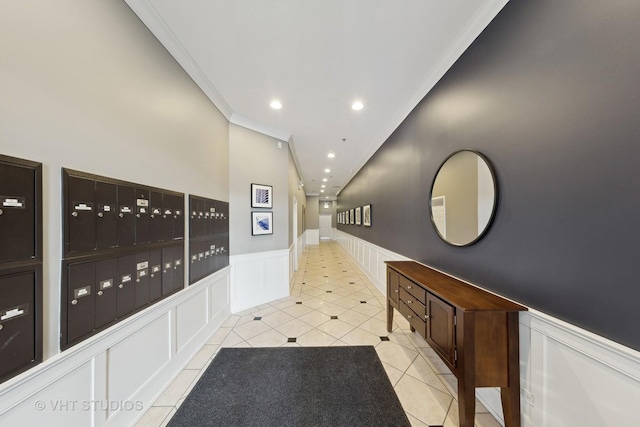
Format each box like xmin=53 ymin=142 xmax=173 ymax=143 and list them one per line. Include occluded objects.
xmin=0 ymin=268 xmax=231 ymax=426
xmin=334 ymin=230 xmax=640 ymax=427
xmin=229 ymin=249 xmax=290 ymax=313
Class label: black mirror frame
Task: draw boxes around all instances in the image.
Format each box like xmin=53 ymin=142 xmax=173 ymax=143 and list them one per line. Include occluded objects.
xmin=429 ymin=149 xmax=498 ymax=247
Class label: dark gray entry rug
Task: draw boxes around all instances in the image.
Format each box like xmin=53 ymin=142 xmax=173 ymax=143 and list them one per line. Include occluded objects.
xmin=167 ymin=346 xmax=411 ymax=427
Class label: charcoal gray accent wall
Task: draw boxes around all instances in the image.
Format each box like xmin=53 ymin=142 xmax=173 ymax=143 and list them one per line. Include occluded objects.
xmin=338 ymin=0 xmax=640 ymax=351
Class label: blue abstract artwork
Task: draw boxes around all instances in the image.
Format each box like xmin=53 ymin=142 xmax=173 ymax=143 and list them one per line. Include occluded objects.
xmin=252 ymin=211 xmax=273 ymax=235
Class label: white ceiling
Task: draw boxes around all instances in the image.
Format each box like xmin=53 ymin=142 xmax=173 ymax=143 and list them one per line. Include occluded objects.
xmin=125 ymin=0 xmax=507 ymax=199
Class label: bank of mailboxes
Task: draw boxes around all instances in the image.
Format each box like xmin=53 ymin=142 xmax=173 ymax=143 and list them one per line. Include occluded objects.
xmin=64 ymin=246 xmax=183 ymax=345
xmin=0 ymin=154 xmax=43 ymax=384
xmin=62 ymin=169 xmax=186 ymax=349
xmin=189 ymin=196 xmax=229 ymax=284
xmin=189 ymin=234 xmax=229 ymax=284
xmin=64 ymin=169 xmax=184 ymax=255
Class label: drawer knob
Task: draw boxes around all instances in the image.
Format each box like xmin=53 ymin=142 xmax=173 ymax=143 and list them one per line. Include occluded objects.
xmin=407 ymin=285 xmax=412 ymax=289
xmin=394 ymin=289 xmax=398 ymax=293
xmin=425 ymin=315 xmax=430 ymax=319
xmin=119 ymin=213 xmax=124 ymax=218
xmin=407 ymin=300 xmax=412 ymax=304
xmin=0 ymin=208 xmax=3 ymax=216
xmin=407 ymin=315 xmax=413 ymax=319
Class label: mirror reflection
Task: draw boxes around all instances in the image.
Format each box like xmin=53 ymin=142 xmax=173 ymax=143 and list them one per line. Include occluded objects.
xmin=430 ymin=150 xmax=497 ymax=246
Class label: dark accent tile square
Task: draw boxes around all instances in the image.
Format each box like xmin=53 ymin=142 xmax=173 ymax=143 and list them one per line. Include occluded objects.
xmin=254 ymin=317 xmax=262 ymax=321
xmin=287 ymin=338 xmax=297 ymax=343
xmin=326 ymin=290 xmax=332 ymax=293
xmin=360 ymin=301 xmax=367 ymax=304
xmin=349 ymin=282 xmax=355 ymax=284
xmin=296 ymin=301 xmax=302 ymax=305
xmin=330 ymin=316 xmax=338 ymax=320
xmin=380 ymin=336 xmax=390 ymax=341
xmin=324 ymin=276 xmax=328 ymax=278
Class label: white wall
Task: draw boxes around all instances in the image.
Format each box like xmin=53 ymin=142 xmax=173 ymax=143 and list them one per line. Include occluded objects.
xmin=0 ymin=1 xmax=231 ymax=424
xmin=334 ymin=229 xmax=640 ymax=427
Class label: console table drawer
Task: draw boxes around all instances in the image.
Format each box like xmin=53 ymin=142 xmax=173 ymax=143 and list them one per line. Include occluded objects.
xmin=399 ymin=300 xmax=426 ymax=337
xmin=399 ymin=287 xmax=426 ymax=319
xmin=398 ymin=275 xmax=425 ymax=304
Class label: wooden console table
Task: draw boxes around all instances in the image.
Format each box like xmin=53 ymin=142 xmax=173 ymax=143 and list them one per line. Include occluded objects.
xmin=385 ymin=261 xmax=526 ymax=427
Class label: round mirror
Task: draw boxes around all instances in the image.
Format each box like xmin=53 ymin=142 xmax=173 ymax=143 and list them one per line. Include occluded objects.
xmin=429 ymin=150 xmax=497 ymax=246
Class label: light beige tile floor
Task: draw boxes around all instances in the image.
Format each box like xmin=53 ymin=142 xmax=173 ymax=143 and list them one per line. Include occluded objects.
xmin=134 ymin=241 xmax=502 ymax=427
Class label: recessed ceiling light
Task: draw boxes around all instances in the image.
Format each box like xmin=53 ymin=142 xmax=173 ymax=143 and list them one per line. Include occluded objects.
xmin=328 ymin=152 xmax=335 ymax=158
xmin=352 ymin=101 xmax=364 ymax=111
xmin=320 ymin=190 xmax=324 ymax=193
xmin=270 ymin=100 xmax=282 ymax=110
xmin=322 ymin=178 xmax=328 ymax=182
xmin=324 ymin=168 xmax=331 ymax=173
xmin=321 ymin=185 xmax=326 ymax=188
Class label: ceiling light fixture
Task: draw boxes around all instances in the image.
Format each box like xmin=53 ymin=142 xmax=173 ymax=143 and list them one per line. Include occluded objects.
xmin=322 ymin=178 xmax=328 ymax=182
xmin=324 ymin=168 xmax=331 ymax=173
xmin=321 ymin=185 xmax=326 ymax=188
xmin=327 ymin=151 xmax=335 ymax=158
xmin=352 ymin=101 xmax=364 ymax=111
xmin=270 ymin=100 xmax=282 ymax=110
xmin=320 ymin=190 xmax=324 ymax=193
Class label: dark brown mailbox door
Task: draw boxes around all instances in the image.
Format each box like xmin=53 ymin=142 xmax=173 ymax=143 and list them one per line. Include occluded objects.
xmin=161 ymin=247 xmax=174 ymax=296
xmin=94 ymin=258 xmax=117 ymax=329
xmin=189 ymin=243 xmax=198 ymax=284
xmin=0 ymin=160 xmax=37 ymax=262
xmin=219 ymin=201 xmax=229 ymax=233
xmin=116 ymin=254 xmax=135 ymax=318
xmin=117 ymin=186 xmax=135 ymax=247
xmin=67 ymin=262 xmax=95 ymax=343
xmin=67 ymin=176 xmax=96 ymax=254
xmin=149 ymin=191 xmax=163 ymax=243
xmin=148 ymin=250 xmax=162 ymax=302
xmin=203 ymin=199 xmax=214 ymax=237
xmin=0 ymin=271 xmax=36 ymax=382
xmin=161 ymin=194 xmax=174 ymax=242
xmin=95 ymin=181 xmax=117 ymax=250
xmin=135 ymin=188 xmax=150 ymax=244
xmin=134 ymin=252 xmax=150 ymax=310
xmin=172 ymin=245 xmax=184 ymax=291
xmin=173 ymin=195 xmax=184 ymax=239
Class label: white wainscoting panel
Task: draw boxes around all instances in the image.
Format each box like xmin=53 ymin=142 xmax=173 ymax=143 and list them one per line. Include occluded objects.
xmin=0 ymin=267 xmax=231 ymax=427
xmin=175 ymin=289 xmax=208 ymax=351
xmin=334 ymin=230 xmax=640 ymax=427
xmin=305 ymin=229 xmax=319 ymax=245
xmin=230 ymin=249 xmax=289 ymax=313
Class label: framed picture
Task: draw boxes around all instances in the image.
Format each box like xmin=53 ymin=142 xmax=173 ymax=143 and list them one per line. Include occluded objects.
xmin=350 ymin=209 xmax=354 ymax=224
xmin=355 ymin=207 xmax=362 ymax=225
xmin=363 ymin=204 xmax=371 ymax=226
xmin=251 ymin=211 xmax=273 ymax=235
xmin=251 ymin=183 xmax=272 ymax=208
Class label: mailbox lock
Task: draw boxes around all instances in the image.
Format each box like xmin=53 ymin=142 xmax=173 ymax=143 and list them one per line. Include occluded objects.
xmin=98 ymin=212 xmax=104 ymax=218
xmin=71 ymin=299 xmax=78 ymax=305
xmin=136 ymin=214 xmax=141 ymax=218
xmin=150 ymin=214 xmax=154 ymax=218
xmin=0 ymin=324 xmax=3 ymax=331
xmin=98 ymin=291 xmax=103 ymax=296
xmin=136 ymin=278 xmax=140 ymax=283
xmin=150 ymin=273 xmax=154 ymax=278
xmin=0 ymin=208 xmax=3 ymax=216
xmin=71 ymin=211 xmax=78 ymax=217
xmin=119 ymin=284 xmax=124 ymax=289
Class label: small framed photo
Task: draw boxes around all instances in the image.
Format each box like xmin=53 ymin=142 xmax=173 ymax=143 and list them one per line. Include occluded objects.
xmin=251 ymin=183 xmax=272 ymax=208
xmin=350 ymin=209 xmax=355 ymax=224
xmin=363 ymin=204 xmax=371 ymax=226
xmin=251 ymin=211 xmax=273 ymax=235
xmin=355 ymin=207 xmax=362 ymax=225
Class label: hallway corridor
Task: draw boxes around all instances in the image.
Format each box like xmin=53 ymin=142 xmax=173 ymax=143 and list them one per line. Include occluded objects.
xmin=135 ymin=242 xmax=501 ymax=427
